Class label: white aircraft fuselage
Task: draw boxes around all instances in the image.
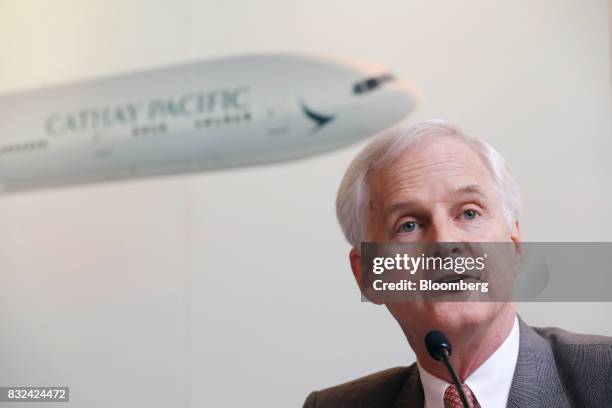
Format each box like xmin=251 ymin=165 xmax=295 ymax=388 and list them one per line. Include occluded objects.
xmin=0 ymin=54 xmax=417 ymax=192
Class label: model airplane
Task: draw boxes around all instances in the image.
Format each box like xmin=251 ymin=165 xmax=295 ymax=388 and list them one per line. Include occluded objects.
xmin=0 ymin=54 xmax=417 ymax=192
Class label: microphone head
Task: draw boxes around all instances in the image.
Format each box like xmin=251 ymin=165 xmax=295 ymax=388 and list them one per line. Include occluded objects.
xmin=425 ymin=330 xmax=452 ymax=361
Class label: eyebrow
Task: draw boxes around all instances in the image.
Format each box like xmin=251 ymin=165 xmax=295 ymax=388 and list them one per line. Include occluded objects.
xmin=385 ymin=184 xmax=489 ymax=215
xmin=386 ymin=200 xmax=421 ymax=215
xmin=454 ymin=184 xmax=488 ymax=199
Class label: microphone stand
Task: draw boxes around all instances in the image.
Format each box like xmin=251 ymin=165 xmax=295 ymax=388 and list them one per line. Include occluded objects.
xmin=425 ymin=330 xmax=470 ymax=408
xmin=439 ymin=348 xmax=470 ymax=408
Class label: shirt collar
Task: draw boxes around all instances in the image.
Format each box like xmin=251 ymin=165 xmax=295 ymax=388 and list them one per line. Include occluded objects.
xmin=417 ymin=315 xmax=520 ymax=408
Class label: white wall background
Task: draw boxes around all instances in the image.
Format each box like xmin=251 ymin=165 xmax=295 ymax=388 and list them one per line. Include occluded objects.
xmin=0 ymin=1 xmax=610 ymax=407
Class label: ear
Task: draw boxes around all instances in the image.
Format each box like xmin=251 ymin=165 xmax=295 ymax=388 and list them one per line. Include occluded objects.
xmin=510 ymin=219 xmax=521 ymax=244
xmin=349 ymin=248 xmax=362 ymax=287
xmin=350 ymin=247 xmax=384 ymax=305
xmin=510 ymin=220 xmax=523 ymax=276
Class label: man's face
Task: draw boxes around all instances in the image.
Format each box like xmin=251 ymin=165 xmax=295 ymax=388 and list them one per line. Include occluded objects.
xmin=351 ymin=136 xmax=520 ymax=340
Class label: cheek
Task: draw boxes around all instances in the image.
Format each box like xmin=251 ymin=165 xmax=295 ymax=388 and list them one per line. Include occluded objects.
xmin=489 ymin=217 xmax=514 ymax=241
xmin=477 ymin=207 xmax=513 ymax=240
xmin=474 ymin=227 xmax=508 ymax=243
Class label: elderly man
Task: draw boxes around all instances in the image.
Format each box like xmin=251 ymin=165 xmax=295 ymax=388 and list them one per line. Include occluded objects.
xmin=303 ymin=120 xmax=612 ymax=407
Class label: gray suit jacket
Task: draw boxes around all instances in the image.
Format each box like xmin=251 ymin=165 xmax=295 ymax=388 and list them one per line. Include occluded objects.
xmin=303 ymin=319 xmax=612 ymax=407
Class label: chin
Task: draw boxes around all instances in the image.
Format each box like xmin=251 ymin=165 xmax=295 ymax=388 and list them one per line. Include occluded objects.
xmin=430 ymin=302 xmax=501 ymax=331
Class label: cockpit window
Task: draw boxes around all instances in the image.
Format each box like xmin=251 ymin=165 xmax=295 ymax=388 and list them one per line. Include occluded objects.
xmin=353 ymin=73 xmax=395 ymax=94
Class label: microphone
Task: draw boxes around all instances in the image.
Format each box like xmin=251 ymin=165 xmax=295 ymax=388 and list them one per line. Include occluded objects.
xmin=425 ymin=330 xmax=470 ymax=408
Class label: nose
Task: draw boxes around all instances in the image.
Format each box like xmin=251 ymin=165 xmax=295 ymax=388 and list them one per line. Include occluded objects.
xmin=426 ymin=242 xmax=466 ymax=259
xmin=423 ymin=217 xmax=468 ymax=257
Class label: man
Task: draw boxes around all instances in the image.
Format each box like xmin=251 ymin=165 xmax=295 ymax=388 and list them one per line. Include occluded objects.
xmin=303 ymin=120 xmax=612 ymax=407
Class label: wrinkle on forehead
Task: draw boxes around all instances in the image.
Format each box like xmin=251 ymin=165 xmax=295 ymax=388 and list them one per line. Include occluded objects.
xmin=384 ymin=158 xmax=479 ymax=193
xmin=367 ymin=137 xmax=496 ymax=208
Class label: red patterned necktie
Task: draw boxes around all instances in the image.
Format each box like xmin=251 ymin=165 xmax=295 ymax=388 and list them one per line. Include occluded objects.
xmin=443 ymin=383 xmax=480 ymax=408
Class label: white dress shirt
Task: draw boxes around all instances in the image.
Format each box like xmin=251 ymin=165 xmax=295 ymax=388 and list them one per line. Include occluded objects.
xmin=417 ymin=315 xmax=520 ymax=408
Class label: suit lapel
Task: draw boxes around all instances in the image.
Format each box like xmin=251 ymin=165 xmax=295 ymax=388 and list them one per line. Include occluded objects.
xmin=391 ymin=363 xmax=424 ymax=408
xmin=390 ymin=318 xmax=573 ymax=407
xmin=507 ymin=318 xmax=571 ymax=408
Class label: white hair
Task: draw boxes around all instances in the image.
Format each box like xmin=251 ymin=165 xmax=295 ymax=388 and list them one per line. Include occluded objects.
xmin=336 ymin=119 xmax=522 ymax=248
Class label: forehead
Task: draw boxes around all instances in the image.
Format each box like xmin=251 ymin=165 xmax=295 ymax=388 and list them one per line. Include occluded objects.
xmin=369 ymin=136 xmax=495 ymax=203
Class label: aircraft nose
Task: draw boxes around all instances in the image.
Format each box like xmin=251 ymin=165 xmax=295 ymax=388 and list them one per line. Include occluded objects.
xmin=382 ymin=80 xmax=419 ymax=121
xmin=388 ymin=80 xmax=420 ymax=105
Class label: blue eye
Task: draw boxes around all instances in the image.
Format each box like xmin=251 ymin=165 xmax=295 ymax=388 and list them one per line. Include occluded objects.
xmin=399 ymin=221 xmax=417 ymax=233
xmin=463 ymin=209 xmax=478 ymax=220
